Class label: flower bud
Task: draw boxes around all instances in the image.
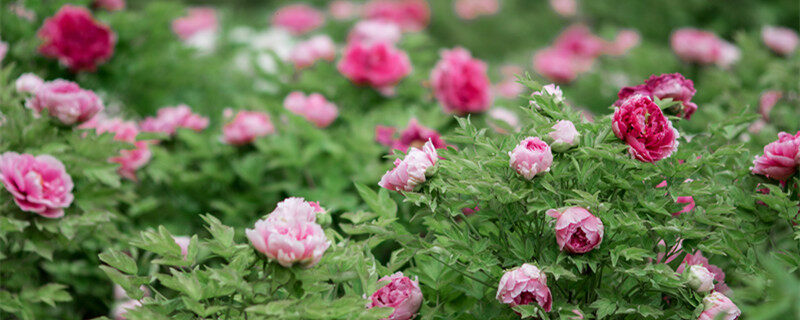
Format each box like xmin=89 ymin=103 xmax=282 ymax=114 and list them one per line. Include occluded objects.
xmin=685 ymin=265 xmax=714 ymax=293
xmin=367 ymin=272 xmax=423 ymax=320
xmin=548 ymin=120 xmax=579 ymax=152
xmin=547 ymin=207 xmax=604 ymax=254
xmin=496 ymin=263 xmax=552 ymax=312
xmin=379 ymin=140 xmax=438 ymax=192
xmin=509 ymin=137 xmax=553 ymax=179
xmin=698 ymin=292 xmax=741 ymax=320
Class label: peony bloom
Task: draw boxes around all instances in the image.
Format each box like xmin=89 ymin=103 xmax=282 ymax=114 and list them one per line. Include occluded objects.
xmin=549 ymin=0 xmax=576 ymax=17
xmin=329 ymin=1 xmax=362 ymax=20
xmin=0 ymin=152 xmax=74 ymax=218
xmin=93 ymin=0 xmax=125 ymax=11
xmin=671 ymin=28 xmax=739 ymax=67
xmin=454 ymin=0 xmax=500 ymax=20
xmin=487 ymin=108 xmax=520 ymax=134
xmin=494 ymin=79 xmax=526 ymax=100
xmin=338 ymin=41 xmax=412 ymax=93
xmin=109 ymin=141 xmax=151 ymax=181
xmin=509 ymin=137 xmax=553 ymax=179
xmin=430 ymin=47 xmax=492 ymax=114
xmin=697 ymin=292 xmax=741 ymax=320
xmin=38 ymin=5 xmax=115 ymax=72
xmin=379 ymin=140 xmax=438 ymax=192
xmin=616 ymin=73 xmax=698 ymax=119
xmin=283 ymin=92 xmax=339 ymax=128
xmin=751 ymin=131 xmax=800 ymax=181
xmin=604 ymin=29 xmax=640 ymax=56
xmin=673 ymin=196 xmax=695 ymax=216
xmin=140 ymin=105 xmax=208 ymax=136
xmin=0 ymin=39 xmax=7 ymax=63
xmin=290 ymin=35 xmax=336 ymax=69
xmin=530 ymin=83 xmax=565 ymax=107
xmin=762 ymin=26 xmax=798 ymax=55
xmin=677 ymin=251 xmax=728 ymax=293
xmin=375 ymin=125 xmax=398 ymax=147
xmin=348 ymin=19 xmax=402 ymax=45
xmin=111 ymin=299 xmax=141 ymax=320
xmin=612 ymin=95 xmax=679 ymax=163
xmin=171 ymin=7 xmax=218 ymax=51
xmin=758 ymin=90 xmax=782 ymax=121
xmin=79 ymin=115 xmax=139 ymax=143
xmin=716 ymin=41 xmax=740 ymax=68
xmin=245 ymin=198 xmax=330 ymax=268
xmin=496 ymin=263 xmax=552 ymax=312
xmin=532 ymin=48 xmax=578 ymax=83
xmin=367 ymin=272 xmax=423 ymax=320
xmin=546 ymin=207 xmax=604 ymax=254
xmin=26 ymin=79 xmax=104 ymax=125
xmin=549 ymin=120 xmax=579 ymax=152
xmin=271 ymin=4 xmax=324 ymax=35
xmin=173 ymin=236 xmax=190 ymax=259
xmin=531 ymin=25 xmax=605 ymax=83
xmin=685 ymin=265 xmax=715 ymax=293
xmin=222 ymin=110 xmax=275 ymax=145
xmin=363 ymin=0 xmax=430 ymax=32
xmin=378 ymin=119 xmax=447 ymax=153
xmin=15 ymin=73 xmax=44 ymax=94
xmin=80 ymin=116 xmax=151 ymax=180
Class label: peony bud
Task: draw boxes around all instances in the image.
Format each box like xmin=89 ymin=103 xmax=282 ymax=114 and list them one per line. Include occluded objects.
xmin=698 ymin=292 xmax=741 ymax=320
xmin=547 ymin=207 xmax=604 ymax=254
xmin=487 ymin=108 xmax=520 ymax=134
xmin=367 ymin=272 xmax=423 ymax=320
xmin=548 ymin=120 xmax=579 ymax=152
xmin=496 ymin=263 xmax=552 ymax=312
xmin=173 ymin=236 xmax=191 ymax=260
xmin=0 ymin=152 xmax=74 ymax=218
xmin=751 ymin=131 xmax=800 ymax=181
xmin=430 ymin=47 xmax=492 ymax=114
xmin=509 ymin=137 xmax=553 ymax=179
xmin=379 ymin=140 xmax=439 ymax=192
xmin=530 ymin=83 xmax=564 ymax=108
xmin=15 ymin=73 xmax=44 ymax=94
xmin=26 ymin=79 xmax=104 ymax=125
xmin=685 ymin=265 xmax=714 ymax=293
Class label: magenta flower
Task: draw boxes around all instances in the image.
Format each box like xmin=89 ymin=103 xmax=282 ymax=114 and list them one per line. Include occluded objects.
xmin=616 ymin=73 xmax=698 ymax=119
xmin=93 ymin=0 xmax=125 ymax=11
xmin=548 ymin=120 xmax=580 ymax=152
xmin=367 ymin=272 xmax=423 ymax=320
xmin=751 ymin=131 xmax=800 ymax=181
xmin=38 ymin=5 xmax=116 ymax=72
xmin=379 ymin=140 xmax=438 ymax=192
xmin=509 ymin=137 xmax=553 ymax=179
xmin=0 ymin=152 xmax=74 ymax=218
xmin=222 ymin=110 xmax=275 ymax=145
xmin=26 ymin=79 xmax=104 ymax=125
xmin=271 ymin=4 xmax=324 ymax=35
xmin=172 ymin=8 xmax=218 ymax=40
xmin=547 ymin=207 xmax=604 ymax=254
xmin=109 ymin=141 xmax=152 ymax=181
xmin=496 ymin=263 xmax=552 ymax=312
xmin=378 ymin=119 xmax=447 ymax=153
xmin=283 ymin=92 xmax=339 ymax=128
xmin=363 ymin=0 xmax=430 ymax=32
xmin=348 ymin=19 xmax=402 ymax=45
xmin=338 ymin=41 xmax=411 ymax=93
xmin=612 ymin=95 xmax=679 ymax=163
xmin=673 ymin=196 xmax=695 ymax=216
xmin=430 ymin=47 xmax=492 ymax=114
xmin=140 ymin=105 xmax=208 ymax=136
xmin=697 ymin=292 xmax=741 ymax=320
xmin=762 ymin=26 xmax=798 ymax=56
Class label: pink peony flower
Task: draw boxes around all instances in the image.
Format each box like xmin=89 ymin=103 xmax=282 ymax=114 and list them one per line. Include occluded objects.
xmin=762 ymin=26 xmax=798 ymax=56
xmin=496 ymin=263 xmax=552 ymax=312
xmin=15 ymin=73 xmax=44 ymax=94
xmin=375 ymin=125 xmax=398 ymax=146
xmin=454 ymin=0 xmax=500 ymax=20
xmin=173 ymin=236 xmax=190 ymax=259
xmin=290 ymin=35 xmax=336 ymax=69
xmin=113 ymin=284 xmax=150 ymax=301
xmin=509 ymin=137 xmax=553 ymax=179
xmin=363 ymin=0 xmax=430 ymax=32
xmin=673 ymin=196 xmax=695 ymax=216
xmin=546 ymin=207 xmax=604 ymax=254
xmin=612 ymin=95 xmax=679 ymax=163
xmin=0 ymin=152 xmax=74 ymax=218
xmin=493 ymin=65 xmax=525 ymax=99
xmin=686 ymin=265 xmax=715 ymax=293
xmin=549 ymin=0 xmax=576 ymax=17
xmin=549 ymin=120 xmax=580 ymax=152
xmin=222 ymin=110 xmax=275 ymax=145
xmin=79 ymin=115 xmax=139 ymax=143
xmin=109 ymin=141 xmax=151 ymax=181
xmin=283 ymin=91 xmax=339 ymax=128
xmin=697 ymin=292 xmax=741 ymax=320
xmin=751 ymin=131 xmax=800 ymax=181
xmin=553 ymin=25 xmax=606 ymax=59
xmin=140 ymin=105 xmax=208 ymax=136
xmin=245 ymin=198 xmax=330 ymax=268
xmin=716 ymin=41 xmax=740 ymax=68
xmin=348 ymin=20 xmax=402 ymax=45
xmin=338 ymin=41 xmax=412 ymax=93
xmin=271 ymin=4 xmax=325 ymax=35
xmin=171 ymin=8 xmax=218 ymax=40
xmin=26 ymin=79 xmax=104 ymax=125
xmin=758 ymin=90 xmax=782 ymax=121
xmin=531 ymin=25 xmax=604 ymax=83
xmin=616 ymin=73 xmax=698 ymax=119
xmin=487 ymin=108 xmax=520 ymax=134
xmin=651 ymin=238 xmax=684 ymax=265
xmin=604 ymin=29 xmax=640 ymax=56
xmin=677 ymin=251 xmax=728 ymax=293
xmin=0 ymin=39 xmax=7 ymax=63
xmin=329 ymin=1 xmax=362 ymax=20
xmin=430 ymin=47 xmax=492 ymax=114
xmin=367 ymin=272 xmax=423 ymax=320
xmin=93 ymin=0 xmax=125 ymax=11
xmin=379 ymin=140 xmax=438 ymax=192
xmin=530 ymin=83 xmax=565 ymax=107
xmin=111 ymin=299 xmax=141 ymax=320
xmin=37 ymin=5 xmax=116 ymax=72
xmin=532 ymin=48 xmax=578 ymax=83
xmin=379 ymin=119 xmax=447 ymax=153
xmin=267 ymin=197 xmax=321 ymax=223
xmin=671 ymin=28 xmax=739 ymax=67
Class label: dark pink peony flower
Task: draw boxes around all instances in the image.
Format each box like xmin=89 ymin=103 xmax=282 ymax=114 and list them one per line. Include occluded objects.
xmin=140 ymin=105 xmax=208 ymax=136
xmin=0 ymin=152 xmax=74 ymax=218
xmin=697 ymin=292 xmax=740 ymax=320
xmin=271 ymin=4 xmax=324 ymax=35
xmin=337 ymin=41 xmax=411 ymax=93
xmin=496 ymin=263 xmax=552 ymax=312
xmin=363 ymin=0 xmax=430 ymax=32
xmin=762 ymin=26 xmax=798 ymax=56
xmin=547 ymin=207 xmax=604 ymax=254
xmin=751 ymin=131 xmax=800 ymax=181
xmin=673 ymin=196 xmax=695 ymax=216
xmin=172 ymin=8 xmax=218 ymax=40
xmin=375 ymin=125 xmax=398 ymax=147
xmin=222 ymin=110 xmax=275 ymax=145
xmin=38 ymin=5 xmax=116 ymax=72
xmin=509 ymin=137 xmax=553 ymax=179
xmin=461 ymin=206 xmax=480 ymax=216
xmin=93 ymin=0 xmax=125 ymax=11
xmin=612 ymin=95 xmax=679 ymax=162
xmin=367 ymin=272 xmax=423 ymax=320
xmin=617 ymin=73 xmax=698 ymax=119
xmin=430 ymin=47 xmax=492 ymax=114
xmin=454 ymin=0 xmax=500 ymax=20
xmin=379 ymin=119 xmax=447 ymax=153
xmin=27 ymin=79 xmax=104 ymax=125
xmin=677 ymin=251 xmax=729 ymax=293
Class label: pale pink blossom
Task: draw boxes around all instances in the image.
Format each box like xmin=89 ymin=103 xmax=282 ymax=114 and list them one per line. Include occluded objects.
xmin=509 ymin=137 xmax=553 ymax=179
xmin=677 ymin=251 xmax=729 ymax=293
xmin=79 ymin=115 xmax=139 ymax=143
xmin=759 ymin=90 xmax=782 ymax=121
xmin=338 ymin=41 xmax=412 ymax=93
xmin=290 ymin=35 xmax=336 ymax=69
xmin=367 ymin=272 xmax=423 ymax=320
xmin=109 ymin=141 xmax=152 ymax=181
xmin=140 ymin=105 xmax=208 ymax=136
xmin=0 ymin=39 xmax=7 ymax=63
xmin=717 ymin=40 xmax=740 ymax=68
xmin=379 ymin=140 xmax=438 ymax=192
xmin=532 ymin=48 xmax=578 ymax=83
xmin=487 ymin=108 xmax=520 ymax=134
xmin=671 ymin=28 xmax=739 ymax=67
xmin=222 ymin=110 xmax=275 ymax=145
xmin=546 ymin=207 xmax=604 ymax=253
xmin=173 ymin=236 xmax=191 ymax=259
xmin=430 ymin=47 xmax=492 ymax=114
xmin=762 ymin=26 xmax=798 ymax=56
xmin=329 ymin=1 xmax=362 ymax=20
xmin=605 ymin=29 xmax=640 ymax=56
xmin=266 ymin=197 xmax=321 ymax=223
xmin=15 ymin=73 xmax=44 ymax=94
xmin=549 ymin=120 xmax=579 ymax=152
xmin=348 ymin=20 xmax=402 ymax=45
xmin=111 ymin=299 xmax=141 ymax=320
xmin=531 ymin=84 xmax=565 ymax=105
xmin=751 ymin=131 xmax=800 ymax=181
xmin=283 ymin=92 xmax=339 ymax=128
xmin=0 ymin=152 xmax=74 ymax=218
xmin=9 ymin=4 xmax=36 ymax=21
xmin=363 ymin=0 xmax=430 ymax=32
xmin=271 ymin=4 xmax=324 ymax=35
xmin=494 ymin=65 xmax=526 ymax=99
xmin=686 ymin=265 xmax=715 ymax=293
xmin=245 ymin=199 xmax=330 ymax=268
xmin=172 ymin=8 xmax=218 ymax=40
xmin=454 ymin=0 xmax=500 ymax=20
xmin=549 ymin=0 xmax=576 ymax=17
xmin=496 ymin=263 xmax=552 ymax=312
xmin=698 ymin=292 xmax=740 ymax=320
xmin=26 ymin=79 xmax=104 ymax=125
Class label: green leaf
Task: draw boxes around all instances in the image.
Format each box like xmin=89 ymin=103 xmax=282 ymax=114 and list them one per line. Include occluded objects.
xmin=99 ymin=249 xmax=138 ymax=274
